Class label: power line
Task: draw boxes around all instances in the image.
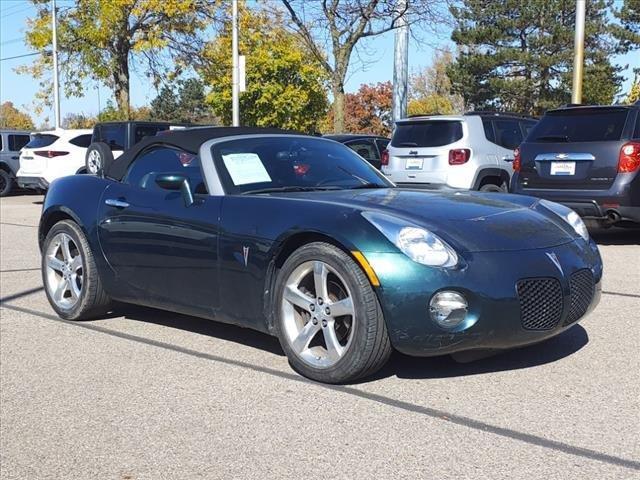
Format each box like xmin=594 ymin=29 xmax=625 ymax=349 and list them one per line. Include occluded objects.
xmin=0 ymin=1 xmax=30 ymax=16
xmin=0 ymin=51 xmax=49 ymax=62
xmin=0 ymin=38 xmax=23 ymax=46
xmin=0 ymin=3 xmax=35 ymax=19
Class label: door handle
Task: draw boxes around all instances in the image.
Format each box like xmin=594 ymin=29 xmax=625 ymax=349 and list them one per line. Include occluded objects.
xmin=502 ymin=156 xmax=514 ymax=162
xmin=11 ymin=156 xmax=19 ymax=160
xmin=104 ymin=198 xmax=130 ymax=209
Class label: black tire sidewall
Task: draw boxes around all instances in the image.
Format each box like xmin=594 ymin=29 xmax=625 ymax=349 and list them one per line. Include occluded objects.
xmin=85 ymin=142 xmax=113 ymax=177
xmin=480 ymin=183 xmax=506 ymax=193
xmin=42 ymin=220 xmax=100 ymax=320
xmin=0 ymin=170 xmax=13 ymax=197
xmin=274 ymin=242 xmax=385 ymax=383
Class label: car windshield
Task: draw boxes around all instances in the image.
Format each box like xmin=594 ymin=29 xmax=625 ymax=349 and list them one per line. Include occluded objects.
xmin=391 ymin=120 xmax=463 ymax=147
xmin=211 ymin=136 xmax=393 ymax=194
xmin=528 ymin=108 xmax=629 ymax=142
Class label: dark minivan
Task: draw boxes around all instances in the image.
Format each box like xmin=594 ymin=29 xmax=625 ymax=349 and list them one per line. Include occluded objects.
xmin=511 ymin=103 xmax=640 ymax=227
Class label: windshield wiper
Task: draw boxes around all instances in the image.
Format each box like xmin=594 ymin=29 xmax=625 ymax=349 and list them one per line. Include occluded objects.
xmin=535 ymin=135 xmax=570 ymax=142
xmin=242 ymin=186 xmax=341 ymax=195
xmin=349 ymin=182 xmax=388 ymax=189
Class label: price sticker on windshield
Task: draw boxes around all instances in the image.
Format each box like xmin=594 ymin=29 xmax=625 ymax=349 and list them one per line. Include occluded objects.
xmin=550 ymin=161 xmax=576 ymax=176
xmin=222 ymin=153 xmax=272 ymax=185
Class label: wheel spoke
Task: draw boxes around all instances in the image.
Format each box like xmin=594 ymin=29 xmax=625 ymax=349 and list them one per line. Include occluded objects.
xmin=329 ymin=297 xmax=354 ymax=317
xmin=53 ymin=278 xmax=69 ymax=303
xmin=284 ymin=285 xmax=313 ymax=312
xmin=46 ymin=255 xmax=65 ymax=272
xmin=70 ymin=255 xmax=83 ymax=272
xmin=322 ymin=322 xmax=344 ymax=361
xmin=291 ymin=320 xmax=320 ymax=353
xmin=61 ymin=234 xmax=72 ymax=262
xmin=313 ymin=261 xmax=329 ymax=300
xmin=69 ymin=276 xmax=81 ymax=300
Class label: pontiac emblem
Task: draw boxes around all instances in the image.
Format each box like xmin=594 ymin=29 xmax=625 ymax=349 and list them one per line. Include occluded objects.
xmin=546 ymin=252 xmax=563 ymax=275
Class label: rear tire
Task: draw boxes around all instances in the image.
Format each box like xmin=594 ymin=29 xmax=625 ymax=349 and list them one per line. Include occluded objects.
xmin=42 ymin=220 xmax=112 ymax=320
xmin=274 ymin=242 xmax=392 ymax=383
xmin=479 ymin=181 xmax=507 ymax=193
xmin=85 ymin=142 xmax=113 ymax=177
xmin=0 ymin=169 xmax=14 ymax=197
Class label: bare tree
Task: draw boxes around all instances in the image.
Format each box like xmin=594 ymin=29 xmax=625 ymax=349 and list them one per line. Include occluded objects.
xmin=279 ymin=0 xmax=449 ymax=132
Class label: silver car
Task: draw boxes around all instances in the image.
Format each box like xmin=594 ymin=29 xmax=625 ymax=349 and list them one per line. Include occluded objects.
xmin=381 ymin=113 xmax=537 ymax=192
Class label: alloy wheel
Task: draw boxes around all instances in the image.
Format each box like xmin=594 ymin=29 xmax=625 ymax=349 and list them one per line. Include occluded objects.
xmin=281 ymin=260 xmax=356 ymax=368
xmin=87 ymin=150 xmax=101 ymax=174
xmin=44 ymin=232 xmax=84 ymax=309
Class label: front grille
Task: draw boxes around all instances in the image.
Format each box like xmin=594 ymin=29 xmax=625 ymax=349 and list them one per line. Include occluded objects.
xmin=564 ymin=269 xmax=595 ymax=326
xmin=517 ymin=278 xmax=563 ymax=330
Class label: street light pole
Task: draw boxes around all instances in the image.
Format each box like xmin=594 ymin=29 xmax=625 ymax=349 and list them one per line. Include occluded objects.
xmin=51 ymin=0 xmax=61 ymax=128
xmin=392 ymin=0 xmax=408 ymax=122
xmin=231 ymin=0 xmax=240 ymax=126
xmin=571 ymin=0 xmax=586 ymax=104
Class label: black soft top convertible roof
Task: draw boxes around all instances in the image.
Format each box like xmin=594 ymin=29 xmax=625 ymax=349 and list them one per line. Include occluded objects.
xmin=105 ymin=126 xmax=297 ymax=181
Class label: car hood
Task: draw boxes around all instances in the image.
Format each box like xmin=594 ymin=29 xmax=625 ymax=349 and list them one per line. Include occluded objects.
xmin=287 ymin=188 xmax=578 ymax=253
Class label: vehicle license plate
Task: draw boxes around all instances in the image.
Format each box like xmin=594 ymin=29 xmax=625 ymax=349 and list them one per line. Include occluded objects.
xmin=550 ymin=161 xmax=575 ymax=175
xmin=405 ymin=158 xmax=424 ymax=170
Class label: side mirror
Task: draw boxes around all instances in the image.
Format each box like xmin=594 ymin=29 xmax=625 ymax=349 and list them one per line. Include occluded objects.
xmin=154 ymin=173 xmax=194 ymax=207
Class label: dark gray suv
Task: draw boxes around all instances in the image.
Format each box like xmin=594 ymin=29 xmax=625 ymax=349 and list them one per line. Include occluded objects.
xmin=511 ymin=103 xmax=640 ymax=227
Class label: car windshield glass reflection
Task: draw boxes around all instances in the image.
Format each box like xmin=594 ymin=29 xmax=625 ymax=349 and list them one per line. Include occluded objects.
xmin=211 ymin=137 xmax=393 ymax=194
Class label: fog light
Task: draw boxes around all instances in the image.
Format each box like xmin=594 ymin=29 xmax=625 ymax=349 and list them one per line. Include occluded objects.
xmin=429 ymin=291 xmax=468 ymax=328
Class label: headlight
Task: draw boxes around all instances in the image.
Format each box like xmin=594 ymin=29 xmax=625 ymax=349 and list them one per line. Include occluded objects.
xmin=362 ymin=212 xmax=458 ymax=267
xmin=539 ymin=199 xmax=589 ymax=241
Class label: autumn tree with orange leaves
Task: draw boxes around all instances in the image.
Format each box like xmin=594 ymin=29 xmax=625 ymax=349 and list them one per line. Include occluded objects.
xmin=324 ymin=82 xmax=393 ymax=136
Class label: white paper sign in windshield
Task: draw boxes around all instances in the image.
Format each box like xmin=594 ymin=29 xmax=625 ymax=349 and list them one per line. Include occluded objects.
xmin=222 ymin=153 xmax=272 ymax=185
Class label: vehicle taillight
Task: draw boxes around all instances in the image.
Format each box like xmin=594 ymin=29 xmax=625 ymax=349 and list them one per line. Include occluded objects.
xmin=448 ymin=149 xmax=470 ymax=165
xmin=381 ymin=149 xmax=389 ymax=166
xmin=618 ymin=142 xmax=640 ymax=173
xmin=34 ymin=151 xmax=69 ymax=158
xmin=513 ymin=147 xmax=521 ymax=172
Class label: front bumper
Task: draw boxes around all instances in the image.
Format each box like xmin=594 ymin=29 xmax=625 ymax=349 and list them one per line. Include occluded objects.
xmin=511 ymin=171 xmax=640 ymax=224
xmin=17 ymin=176 xmax=49 ymax=190
xmin=363 ymin=238 xmax=602 ymax=357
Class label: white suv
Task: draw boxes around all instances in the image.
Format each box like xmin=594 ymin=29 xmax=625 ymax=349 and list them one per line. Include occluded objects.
xmin=381 ymin=113 xmax=537 ymax=192
xmin=17 ymin=128 xmax=93 ymax=191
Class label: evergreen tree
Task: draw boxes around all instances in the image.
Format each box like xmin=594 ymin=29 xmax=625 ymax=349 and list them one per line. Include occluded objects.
xmin=448 ymin=0 xmax=624 ymax=115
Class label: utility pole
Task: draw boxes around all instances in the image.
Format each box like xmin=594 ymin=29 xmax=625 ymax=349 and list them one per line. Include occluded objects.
xmin=51 ymin=0 xmax=61 ymax=128
xmin=571 ymin=0 xmax=586 ymax=104
xmin=392 ymin=0 xmax=408 ymax=122
xmin=231 ymin=0 xmax=240 ymax=126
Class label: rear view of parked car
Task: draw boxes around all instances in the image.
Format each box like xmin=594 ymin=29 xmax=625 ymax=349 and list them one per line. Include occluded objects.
xmin=324 ymin=134 xmax=390 ymax=169
xmin=382 ymin=113 xmax=536 ymax=192
xmin=0 ymin=130 xmax=31 ymax=196
xmin=511 ymin=103 xmax=640 ymax=228
xmin=17 ymin=129 xmax=92 ymax=191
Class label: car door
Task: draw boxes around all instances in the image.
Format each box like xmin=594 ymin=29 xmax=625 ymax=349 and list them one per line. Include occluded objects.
xmin=344 ymin=139 xmax=382 ymax=169
xmin=492 ymin=118 xmax=524 ymax=170
xmin=97 ymin=146 xmax=221 ymax=318
xmin=6 ymin=134 xmax=30 ymax=174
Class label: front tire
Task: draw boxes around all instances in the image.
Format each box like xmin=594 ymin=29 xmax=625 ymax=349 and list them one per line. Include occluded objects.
xmin=274 ymin=242 xmax=392 ymax=383
xmin=42 ymin=220 xmax=112 ymax=320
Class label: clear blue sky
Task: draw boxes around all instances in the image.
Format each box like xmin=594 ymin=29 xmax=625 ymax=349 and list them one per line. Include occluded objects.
xmin=1 ymin=0 xmax=638 ymax=128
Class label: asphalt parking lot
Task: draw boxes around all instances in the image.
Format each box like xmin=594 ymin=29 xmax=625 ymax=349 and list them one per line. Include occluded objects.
xmin=1 ymin=193 xmax=639 ymax=480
